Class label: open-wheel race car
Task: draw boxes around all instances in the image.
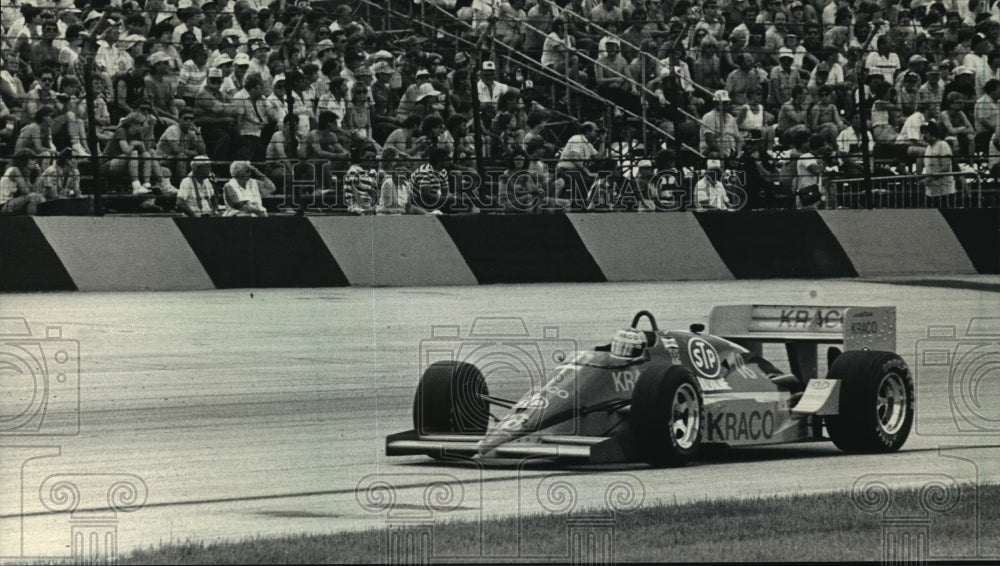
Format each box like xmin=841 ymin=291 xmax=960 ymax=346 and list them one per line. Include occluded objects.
xmin=386 ymin=305 xmax=914 ymax=467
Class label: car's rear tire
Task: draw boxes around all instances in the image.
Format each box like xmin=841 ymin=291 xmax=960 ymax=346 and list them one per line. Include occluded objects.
xmin=631 ymin=366 xmax=703 ymax=467
xmin=825 ymin=350 xmax=914 ymax=453
xmin=413 ymin=361 xmax=490 ymax=435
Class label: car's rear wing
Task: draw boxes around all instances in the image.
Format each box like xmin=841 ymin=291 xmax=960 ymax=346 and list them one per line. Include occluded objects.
xmin=709 ymin=305 xmax=896 ymax=352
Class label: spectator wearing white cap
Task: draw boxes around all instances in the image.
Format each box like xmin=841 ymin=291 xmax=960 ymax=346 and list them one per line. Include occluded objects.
xmin=176 ymin=155 xmax=219 ymax=217
xmin=194 ymin=66 xmax=240 ymax=160
xmin=919 ymin=64 xmax=945 ymax=109
xmin=894 ymin=54 xmax=928 ymax=92
xmin=478 ymin=61 xmax=518 ymax=112
xmin=146 ymin=51 xmax=182 ymax=128
xmin=247 ymin=39 xmax=272 ymax=96
xmin=149 ymin=21 xmax=184 ymax=74
xmin=700 ymin=90 xmax=743 ymax=158
xmin=395 ymin=68 xmax=432 ymax=123
xmin=221 ymin=52 xmax=252 ymax=98
xmin=769 ymin=50 xmax=802 ymax=110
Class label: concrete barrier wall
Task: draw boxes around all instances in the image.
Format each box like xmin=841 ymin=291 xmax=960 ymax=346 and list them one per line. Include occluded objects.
xmin=1 ymin=211 xmax=996 ymax=292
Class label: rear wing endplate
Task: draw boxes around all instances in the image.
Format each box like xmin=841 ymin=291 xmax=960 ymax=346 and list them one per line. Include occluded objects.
xmin=709 ymin=305 xmax=896 ymax=352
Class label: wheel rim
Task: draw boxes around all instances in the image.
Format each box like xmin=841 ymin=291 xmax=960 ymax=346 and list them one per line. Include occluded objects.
xmin=671 ymin=383 xmax=700 ymax=450
xmin=876 ymin=372 xmax=908 ymax=435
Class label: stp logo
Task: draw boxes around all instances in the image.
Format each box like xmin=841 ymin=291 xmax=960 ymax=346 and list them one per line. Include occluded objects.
xmin=688 ymin=337 xmax=720 ymax=378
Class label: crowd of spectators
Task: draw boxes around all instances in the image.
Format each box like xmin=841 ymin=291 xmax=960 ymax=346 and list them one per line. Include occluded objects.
xmin=2 ymin=0 xmax=999 ymax=215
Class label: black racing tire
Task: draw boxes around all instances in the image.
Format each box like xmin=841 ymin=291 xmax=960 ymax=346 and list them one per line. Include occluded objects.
xmin=412 ymin=361 xmax=490 ymax=435
xmin=825 ymin=350 xmax=914 ymax=453
xmin=630 ymin=366 xmax=703 ymax=467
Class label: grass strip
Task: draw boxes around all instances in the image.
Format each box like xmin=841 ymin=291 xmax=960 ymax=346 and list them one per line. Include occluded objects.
xmin=121 ymin=483 xmax=999 ymax=564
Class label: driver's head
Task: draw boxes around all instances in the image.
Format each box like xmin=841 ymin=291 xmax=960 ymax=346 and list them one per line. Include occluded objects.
xmin=611 ymin=328 xmax=645 ymax=358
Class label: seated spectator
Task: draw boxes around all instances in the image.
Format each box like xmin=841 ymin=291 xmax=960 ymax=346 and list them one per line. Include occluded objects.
xmin=193 ymin=67 xmax=240 ymax=159
xmin=836 ymin=113 xmax=875 ymax=177
xmin=768 ymin=51 xmax=802 ymax=111
xmin=808 ymin=86 xmax=845 ymax=146
xmin=51 ymin=76 xmax=90 ymax=157
xmin=37 ymin=148 xmax=80 ymax=201
xmin=383 ymin=115 xmax=425 ymax=161
xmin=919 ymin=64 xmax=945 ymax=109
xmin=157 ymin=106 xmax=207 ymax=184
xmin=146 ymin=52 xmax=182 ymax=129
xmin=595 ymin=38 xmax=639 ymax=114
xmin=700 ymin=90 xmax=743 ymax=159
xmin=541 ymin=19 xmax=579 ymax=82
xmin=231 ymin=74 xmax=269 ymax=162
xmin=0 ymin=52 xmax=27 ymax=124
xmin=0 ymin=149 xmax=44 ymax=216
xmin=178 ymin=46 xmax=208 ymax=105
xmin=375 ymin=147 xmax=413 ymax=215
xmin=870 ymin=82 xmax=901 ymax=145
xmin=305 ymin=110 xmax=349 ymax=182
xmin=691 ymin=36 xmax=724 ymax=91
xmin=776 ymin=85 xmax=808 ymax=138
xmin=176 ymin=155 xmax=220 ymax=217
xmin=221 ymin=53 xmax=252 ymax=99
xmin=500 ymin=150 xmax=546 ymax=213
xmin=477 ymin=61 xmax=518 ymax=114
xmin=344 ymin=143 xmax=379 ymax=214
xmin=938 ymin=91 xmax=976 ymax=157
xmin=725 ymin=53 xmax=768 ymax=106
xmin=24 ymin=66 xmax=59 ymax=119
xmin=555 ymin=121 xmax=604 ymax=198
xmin=736 ymin=87 xmax=776 ymax=151
xmin=100 ymin=111 xmax=158 ymax=194
xmin=15 ymin=107 xmax=57 ymax=162
xmin=411 ymin=146 xmax=472 ymax=214
xmin=111 ymin=55 xmax=148 ymax=123
xmin=694 ymin=159 xmax=733 ymax=210
xmin=343 ymin=80 xmax=374 ymax=139
xmin=223 ymin=161 xmax=273 ymax=217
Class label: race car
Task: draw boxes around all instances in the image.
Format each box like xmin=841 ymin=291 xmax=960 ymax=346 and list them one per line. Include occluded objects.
xmin=386 ymin=305 xmax=914 ymax=467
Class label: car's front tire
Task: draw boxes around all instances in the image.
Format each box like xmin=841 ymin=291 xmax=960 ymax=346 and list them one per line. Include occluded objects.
xmin=631 ymin=366 xmax=703 ymax=467
xmin=825 ymin=350 xmax=914 ymax=453
xmin=413 ymin=361 xmax=490 ymax=435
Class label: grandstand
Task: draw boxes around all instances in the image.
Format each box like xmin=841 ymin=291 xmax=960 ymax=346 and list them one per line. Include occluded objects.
xmin=1 ymin=0 xmax=998 ymax=216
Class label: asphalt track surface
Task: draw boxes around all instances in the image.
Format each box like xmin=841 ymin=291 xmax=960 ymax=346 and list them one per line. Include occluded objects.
xmin=1 ymin=278 xmax=999 ymax=562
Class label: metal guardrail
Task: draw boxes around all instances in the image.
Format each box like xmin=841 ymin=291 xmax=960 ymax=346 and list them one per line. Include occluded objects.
xmin=831 ymin=171 xmax=997 ymax=209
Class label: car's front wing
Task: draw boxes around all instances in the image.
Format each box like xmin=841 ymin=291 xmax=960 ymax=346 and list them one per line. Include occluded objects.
xmin=386 ymin=430 xmax=637 ymax=464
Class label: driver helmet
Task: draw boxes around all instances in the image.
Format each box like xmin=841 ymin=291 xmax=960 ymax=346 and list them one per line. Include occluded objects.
xmin=611 ymin=328 xmax=646 ymax=358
